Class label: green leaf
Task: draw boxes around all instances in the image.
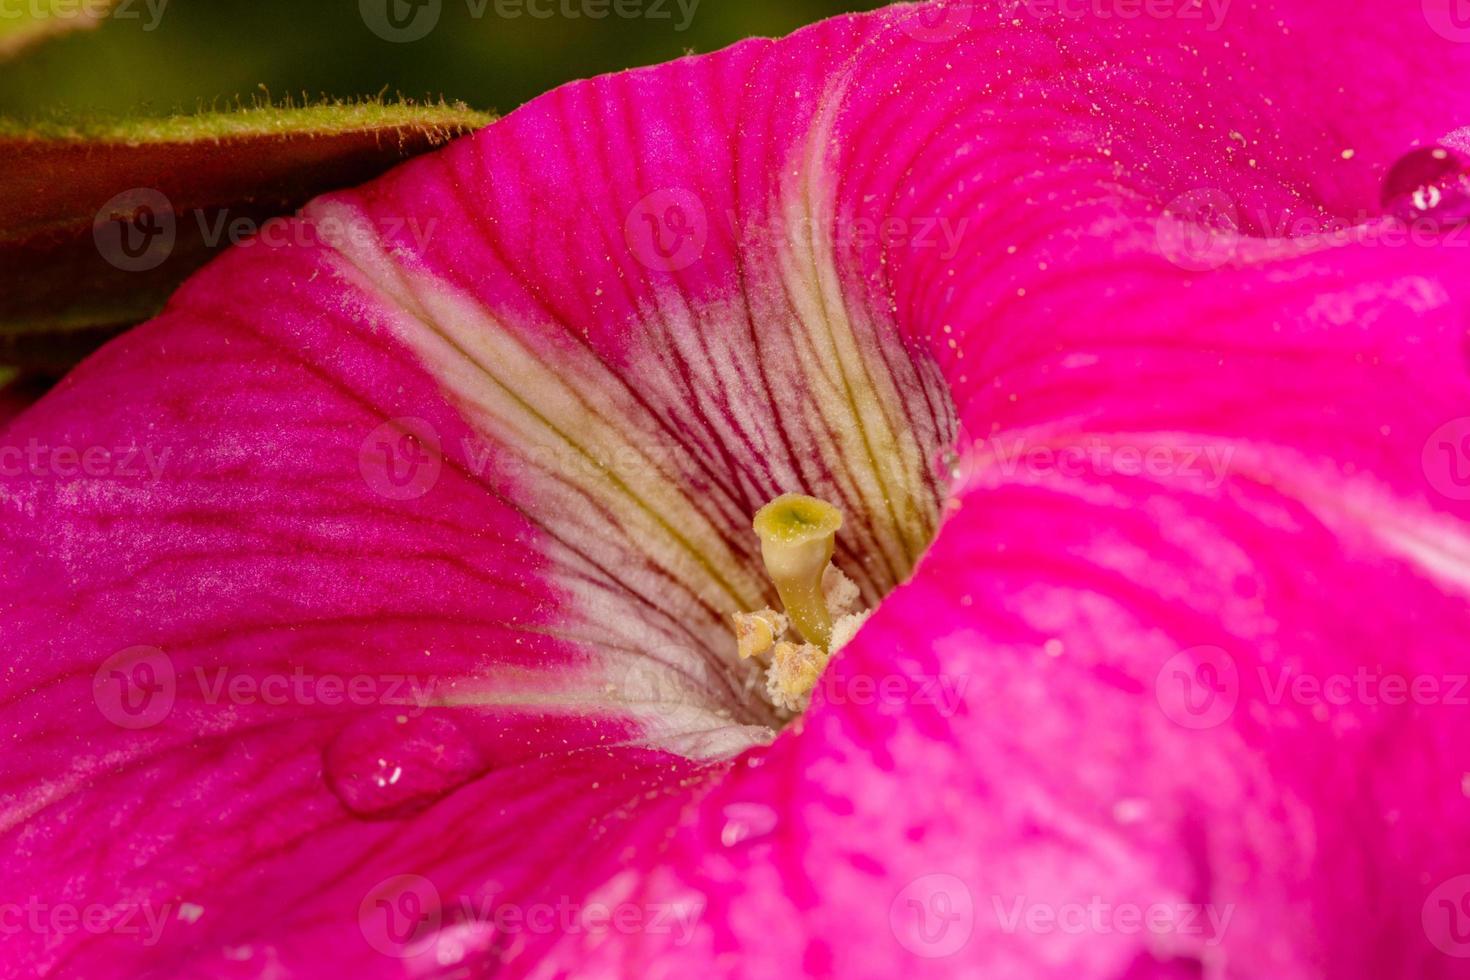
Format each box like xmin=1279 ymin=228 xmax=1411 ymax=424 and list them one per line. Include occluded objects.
xmin=0 ymin=0 xmax=121 ymax=60
xmin=0 ymin=100 xmax=493 ymax=372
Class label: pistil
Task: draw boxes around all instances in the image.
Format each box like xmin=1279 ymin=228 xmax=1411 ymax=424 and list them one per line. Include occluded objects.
xmin=752 ymin=493 xmax=844 ymax=650
xmin=735 ymin=493 xmax=873 ymax=715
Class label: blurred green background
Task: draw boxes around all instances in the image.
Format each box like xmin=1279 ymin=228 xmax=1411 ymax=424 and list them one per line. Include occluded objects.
xmin=0 ymin=0 xmax=884 ymax=121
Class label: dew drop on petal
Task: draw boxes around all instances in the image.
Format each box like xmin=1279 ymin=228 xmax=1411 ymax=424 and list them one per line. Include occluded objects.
xmin=324 ymin=711 xmax=485 ymax=820
xmin=719 ymin=801 xmax=778 ymax=847
xmin=1380 ymin=146 xmax=1470 ymax=228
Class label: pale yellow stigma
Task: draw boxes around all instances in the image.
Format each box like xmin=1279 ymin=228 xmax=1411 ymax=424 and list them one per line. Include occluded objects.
xmin=752 ymin=493 xmax=843 ymax=650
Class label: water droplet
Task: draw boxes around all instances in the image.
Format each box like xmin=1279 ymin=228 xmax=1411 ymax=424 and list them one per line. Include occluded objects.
xmin=324 ymin=712 xmax=485 ymax=820
xmin=1381 ymin=146 xmax=1470 ymax=228
xmin=719 ymin=801 xmax=778 ymax=847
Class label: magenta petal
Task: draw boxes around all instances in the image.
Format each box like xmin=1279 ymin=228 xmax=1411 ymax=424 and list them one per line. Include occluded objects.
xmin=5 ymin=2 xmax=1470 ymax=977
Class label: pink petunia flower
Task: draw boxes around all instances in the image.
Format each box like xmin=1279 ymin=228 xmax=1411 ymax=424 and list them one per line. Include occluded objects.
xmin=4 ymin=0 xmax=1470 ymax=976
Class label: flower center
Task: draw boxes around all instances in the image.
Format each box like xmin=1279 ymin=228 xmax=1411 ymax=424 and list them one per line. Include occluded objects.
xmin=731 ymin=493 xmax=876 ymax=716
xmin=316 ymin=162 xmax=957 ymax=748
